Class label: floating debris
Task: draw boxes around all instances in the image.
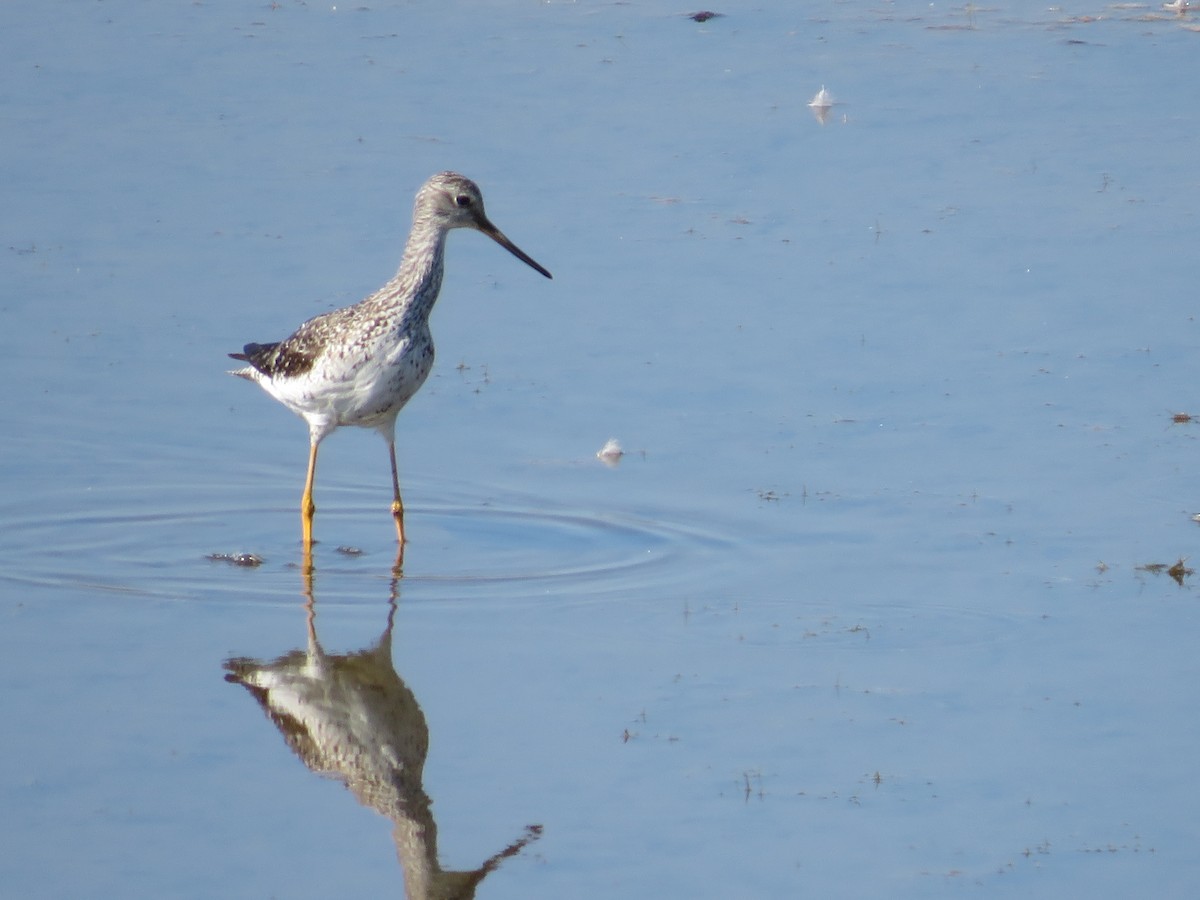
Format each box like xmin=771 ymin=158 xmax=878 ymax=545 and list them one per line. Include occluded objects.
xmin=597 ymin=437 xmax=625 ymax=466
xmin=207 ymin=552 xmax=264 ymax=568
xmin=808 ymin=85 xmax=834 ymax=110
xmin=689 ymin=11 xmax=722 ymax=22
xmin=807 ymin=85 xmax=836 ymax=125
xmin=336 ymin=545 xmax=364 ymax=556
xmin=1136 ymin=557 xmax=1193 ymax=586
xmin=1168 ymin=559 xmax=1193 ymax=584
xmin=1171 ymin=411 xmax=1194 ymax=424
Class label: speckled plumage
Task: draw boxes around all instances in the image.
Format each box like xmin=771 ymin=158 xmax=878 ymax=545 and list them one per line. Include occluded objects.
xmin=229 ymin=171 xmax=552 ymax=555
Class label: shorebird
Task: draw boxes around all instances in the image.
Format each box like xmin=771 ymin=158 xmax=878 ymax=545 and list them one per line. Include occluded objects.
xmin=229 ymin=171 xmax=552 ymax=554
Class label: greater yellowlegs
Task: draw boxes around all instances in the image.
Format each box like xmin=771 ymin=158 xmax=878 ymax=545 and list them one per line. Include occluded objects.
xmin=229 ymin=171 xmax=552 ymax=552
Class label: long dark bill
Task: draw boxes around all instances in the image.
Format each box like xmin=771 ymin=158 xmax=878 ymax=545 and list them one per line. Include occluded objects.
xmin=478 ymin=216 xmax=553 ymax=280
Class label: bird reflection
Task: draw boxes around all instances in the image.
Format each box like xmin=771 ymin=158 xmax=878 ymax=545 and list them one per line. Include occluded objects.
xmin=224 ymin=579 xmax=540 ymax=898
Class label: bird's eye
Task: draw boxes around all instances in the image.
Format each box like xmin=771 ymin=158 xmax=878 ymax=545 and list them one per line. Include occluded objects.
xmin=455 ymin=194 xmax=472 ymax=208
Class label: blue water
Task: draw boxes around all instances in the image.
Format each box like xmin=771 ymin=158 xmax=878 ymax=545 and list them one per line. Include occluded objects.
xmin=3 ymin=2 xmax=1199 ymax=897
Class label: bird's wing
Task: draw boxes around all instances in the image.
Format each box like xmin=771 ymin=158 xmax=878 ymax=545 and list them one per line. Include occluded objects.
xmin=228 ymin=339 xmax=317 ymax=378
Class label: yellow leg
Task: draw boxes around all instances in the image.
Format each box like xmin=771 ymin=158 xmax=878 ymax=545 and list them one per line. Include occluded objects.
xmin=388 ymin=439 xmax=405 ymax=547
xmin=301 ymin=440 xmax=318 ymax=549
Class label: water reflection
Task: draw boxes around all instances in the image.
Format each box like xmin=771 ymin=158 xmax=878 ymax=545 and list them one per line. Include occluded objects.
xmin=223 ymin=576 xmax=540 ymax=898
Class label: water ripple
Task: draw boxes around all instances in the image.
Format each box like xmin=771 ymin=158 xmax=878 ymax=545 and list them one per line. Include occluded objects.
xmin=0 ymin=482 xmax=737 ymax=605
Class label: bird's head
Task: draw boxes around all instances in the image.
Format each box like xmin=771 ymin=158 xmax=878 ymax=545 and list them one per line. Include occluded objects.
xmin=417 ymin=171 xmax=552 ymax=279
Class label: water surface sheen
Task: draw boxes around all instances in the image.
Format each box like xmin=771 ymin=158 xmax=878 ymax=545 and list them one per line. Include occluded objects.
xmin=2 ymin=2 xmax=1199 ymax=898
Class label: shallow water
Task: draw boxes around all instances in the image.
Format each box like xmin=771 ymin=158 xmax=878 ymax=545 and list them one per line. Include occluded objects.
xmin=3 ymin=2 xmax=1199 ymax=897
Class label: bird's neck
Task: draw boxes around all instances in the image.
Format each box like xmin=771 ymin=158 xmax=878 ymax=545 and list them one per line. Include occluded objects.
xmin=380 ymin=217 xmax=448 ymax=324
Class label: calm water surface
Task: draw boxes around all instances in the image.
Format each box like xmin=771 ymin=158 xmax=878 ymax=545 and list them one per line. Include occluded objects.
xmin=2 ymin=2 xmax=1199 ymax=897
